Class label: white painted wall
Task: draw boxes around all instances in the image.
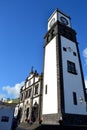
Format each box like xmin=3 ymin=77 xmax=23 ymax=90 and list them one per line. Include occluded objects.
xmin=35 ymin=77 xmax=39 ymax=82
xmin=61 ymin=36 xmax=87 ymax=114
xmin=42 ymin=37 xmax=58 ymax=114
xmin=33 ymin=97 xmax=39 ymax=105
xmin=28 ymin=73 xmax=34 ymax=80
xmin=48 ymin=11 xmax=57 ymax=30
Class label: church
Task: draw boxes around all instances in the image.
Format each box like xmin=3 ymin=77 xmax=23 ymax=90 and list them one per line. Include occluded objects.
xmin=17 ymin=9 xmax=87 ymax=126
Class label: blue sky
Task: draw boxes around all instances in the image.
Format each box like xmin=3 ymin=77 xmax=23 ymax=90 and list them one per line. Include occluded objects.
xmin=0 ymin=0 xmax=87 ymax=99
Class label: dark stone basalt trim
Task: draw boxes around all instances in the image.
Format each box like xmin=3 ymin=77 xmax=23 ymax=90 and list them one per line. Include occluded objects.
xmin=42 ymin=114 xmax=59 ymax=124
xmin=44 ymin=22 xmax=58 ymax=48
xmin=58 ymin=22 xmax=77 ymax=43
xmin=62 ymin=113 xmax=87 ymax=126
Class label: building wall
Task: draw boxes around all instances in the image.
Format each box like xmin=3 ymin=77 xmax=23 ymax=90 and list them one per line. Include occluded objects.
xmin=61 ymin=36 xmax=86 ymax=114
xmin=19 ymin=72 xmax=43 ymax=123
xmin=18 ymin=9 xmax=87 ymax=125
xmin=42 ymin=37 xmax=58 ymax=114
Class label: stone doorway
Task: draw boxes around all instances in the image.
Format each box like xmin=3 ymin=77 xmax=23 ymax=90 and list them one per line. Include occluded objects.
xmin=26 ymin=107 xmax=29 ymax=119
xmin=31 ymin=102 xmax=39 ymax=122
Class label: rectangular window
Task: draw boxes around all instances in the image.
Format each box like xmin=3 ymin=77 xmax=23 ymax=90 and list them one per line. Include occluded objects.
xmin=45 ymin=85 xmax=47 ymax=94
xmin=25 ymin=91 xmax=28 ymax=98
xmin=1 ymin=116 xmax=9 ymax=122
xmin=34 ymin=84 xmax=39 ymax=95
xmin=26 ymin=108 xmax=29 ymax=118
xmin=67 ymin=60 xmax=77 ymax=74
xmin=73 ymin=92 xmax=77 ymax=105
xmin=73 ymin=52 xmax=76 ymax=56
xmin=63 ymin=47 xmax=67 ymax=51
xmin=29 ymin=89 xmax=31 ymax=97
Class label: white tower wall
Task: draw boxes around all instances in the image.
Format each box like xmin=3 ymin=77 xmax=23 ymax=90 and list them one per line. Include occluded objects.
xmin=43 ymin=37 xmax=58 ymax=114
xmin=61 ymin=36 xmax=86 ymax=114
xmin=42 ymin=9 xmax=87 ymax=125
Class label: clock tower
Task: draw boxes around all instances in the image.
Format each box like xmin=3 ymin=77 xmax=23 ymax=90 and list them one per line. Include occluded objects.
xmin=42 ymin=9 xmax=87 ymax=125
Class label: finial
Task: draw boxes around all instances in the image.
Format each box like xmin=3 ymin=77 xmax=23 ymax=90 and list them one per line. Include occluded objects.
xmin=31 ymin=66 xmax=34 ymax=73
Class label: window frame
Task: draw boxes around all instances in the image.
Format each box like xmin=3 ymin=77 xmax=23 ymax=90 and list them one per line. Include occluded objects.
xmin=73 ymin=92 xmax=77 ymax=105
xmin=67 ymin=60 xmax=77 ymax=74
xmin=45 ymin=85 xmax=47 ymax=94
xmin=34 ymin=84 xmax=39 ymax=95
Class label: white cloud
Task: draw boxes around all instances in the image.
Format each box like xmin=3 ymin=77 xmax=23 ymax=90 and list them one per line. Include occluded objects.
xmin=2 ymin=81 xmax=24 ymax=99
xmin=85 ymin=79 xmax=87 ymax=88
xmin=83 ymin=48 xmax=87 ymax=58
xmin=83 ymin=48 xmax=87 ymax=65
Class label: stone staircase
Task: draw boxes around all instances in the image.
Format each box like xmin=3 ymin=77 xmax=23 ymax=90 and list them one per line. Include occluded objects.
xmin=17 ymin=122 xmax=87 ymax=130
xmin=18 ymin=122 xmax=41 ymax=130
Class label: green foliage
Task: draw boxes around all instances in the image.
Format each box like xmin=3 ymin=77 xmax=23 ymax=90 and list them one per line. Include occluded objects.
xmin=12 ymin=98 xmax=20 ymax=104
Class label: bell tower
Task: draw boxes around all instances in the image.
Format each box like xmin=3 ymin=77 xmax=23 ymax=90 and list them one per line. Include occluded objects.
xmin=42 ymin=9 xmax=87 ymax=125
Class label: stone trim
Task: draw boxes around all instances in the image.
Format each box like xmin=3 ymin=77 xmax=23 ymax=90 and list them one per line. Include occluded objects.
xmin=42 ymin=114 xmax=59 ymax=125
xmin=63 ymin=113 xmax=87 ymax=126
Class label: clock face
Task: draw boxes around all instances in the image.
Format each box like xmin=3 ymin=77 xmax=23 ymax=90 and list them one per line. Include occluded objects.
xmin=60 ymin=16 xmax=68 ymax=25
xmin=49 ymin=18 xmax=55 ymax=28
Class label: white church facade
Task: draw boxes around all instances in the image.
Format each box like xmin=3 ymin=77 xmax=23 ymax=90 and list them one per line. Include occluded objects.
xmin=18 ymin=9 xmax=87 ymax=126
xmin=19 ymin=69 xmax=43 ymax=123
